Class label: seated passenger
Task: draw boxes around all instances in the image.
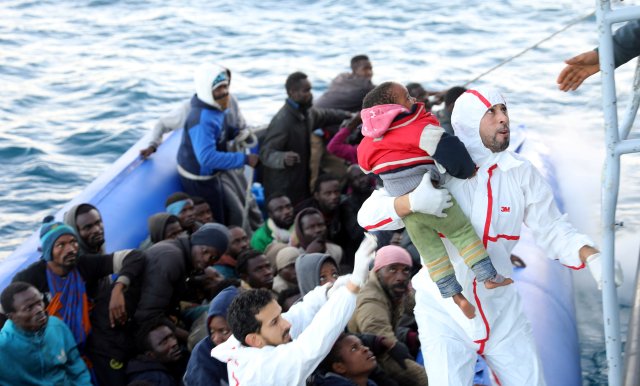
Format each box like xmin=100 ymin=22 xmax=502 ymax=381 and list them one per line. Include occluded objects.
xmin=12 ymin=217 xmax=145 ymax=386
xmin=272 ymin=246 xmax=301 ymax=294
xmin=296 ymin=174 xmax=364 ymax=267
xmin=251 ymin=193 xmax=295 ymax=253
xmin=290 ymin=207 xmax=343 ymax=267
xmin=295 ymin=253 xmax=340 ymax=296
xmin=127 ymin=318 xmax=186 ymax=386
xmin=140 ymin=213 xmax=184 ymax=250
xmin=165 ymin=192 xmax=198 ymax=234
xmin=213 ymin=225 xmax=250 ymax=279
xmin=315 ymin=333 xmax=379 ymax=386
xmin=183 ymin=285 xmax=239 ymax=386
xmin=211 ymin=234 xmax=376 ymax=386
xmin=192 ymin=196 xmax=214 ymax=224
xmin=235 ymin=249 xmax=274 ymax=290
xmin=134 ymin=223 xmax=230 ymax=341
xmin=347 ymin=246 xmax=426 ymax=386
xmin=64 ymin=203 xmax=106 ymax=254
xmin=0 ymin=282 xmax=91 ymax=385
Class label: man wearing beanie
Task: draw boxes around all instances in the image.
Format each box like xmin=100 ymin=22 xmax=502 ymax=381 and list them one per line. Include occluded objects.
xmin=348 ymin=245 xmax=426 ymax=386
xmin=12 ymin=216 xmax=146 ymax=386
xmin=272 ymin=246 xmax=300 ymax=294
xmin=177 ymin=63 xmax=260 ymax=226
xmin=134 ymin=223 xmax=230 ymax=342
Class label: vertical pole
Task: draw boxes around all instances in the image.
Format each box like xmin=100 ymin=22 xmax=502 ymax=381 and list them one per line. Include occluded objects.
xmin=596 ymin=1 xmax=622 ymax=385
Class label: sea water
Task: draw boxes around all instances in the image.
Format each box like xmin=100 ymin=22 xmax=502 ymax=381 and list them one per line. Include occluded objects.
xmin=1 ymin=0 xmax=639 ymax=384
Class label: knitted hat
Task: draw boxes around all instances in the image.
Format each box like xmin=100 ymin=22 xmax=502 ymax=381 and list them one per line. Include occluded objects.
xmin=190 ymin=223 xmax=230 ymax=253
xmin=373 ymin=245 xmax=412 ymax=272
xmin=276 ymin=247 xmax=300 ymax=271
xmin=39 ymin=215 xmax=77 ymax=262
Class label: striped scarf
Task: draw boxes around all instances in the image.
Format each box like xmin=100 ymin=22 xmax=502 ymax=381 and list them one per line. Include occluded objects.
xmin=45 ymin=267 xmax=92 ymax=346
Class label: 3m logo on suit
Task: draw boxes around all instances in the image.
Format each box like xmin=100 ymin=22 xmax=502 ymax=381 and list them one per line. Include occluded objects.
xmin=501 ymin=206 xmax=510 ymax=213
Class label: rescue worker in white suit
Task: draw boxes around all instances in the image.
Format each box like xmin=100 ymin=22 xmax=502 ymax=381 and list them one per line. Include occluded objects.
xmin=211 ymin=235 xmax=377 ymax=386
xmin=357 ymin=87 xmax=623 ymax=385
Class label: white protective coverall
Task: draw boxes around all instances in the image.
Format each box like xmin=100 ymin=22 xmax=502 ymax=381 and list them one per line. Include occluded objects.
xmin=358 ymin=88 xmax=594 ymax=385
xmin=211 ymin=284 xmax=356 ymax=386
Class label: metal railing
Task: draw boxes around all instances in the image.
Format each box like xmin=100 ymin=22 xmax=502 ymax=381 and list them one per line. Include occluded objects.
xmin=595 ymin=2 xmax=640 ymax=385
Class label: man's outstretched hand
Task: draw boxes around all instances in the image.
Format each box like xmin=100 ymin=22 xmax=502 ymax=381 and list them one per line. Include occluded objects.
xmin=557 ymin=50 xmax=600 ymax=91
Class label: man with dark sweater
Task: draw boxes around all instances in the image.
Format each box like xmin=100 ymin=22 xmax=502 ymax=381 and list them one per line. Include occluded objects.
xmin=260 ymin=71 xmax=351 ymax=205
xmin=134 ymin=223 xmax=230 ymax=341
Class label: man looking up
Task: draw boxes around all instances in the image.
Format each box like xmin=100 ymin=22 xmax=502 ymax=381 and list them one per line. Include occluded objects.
xmin=212 ymin=235 xmax=378 ymax=386
xmin=358 ymin=87 xmax=623 ymax=384
xmin=348 ymin=245 xmax=426 ymax=386
xmin=0 ymin=282 xmax=92 ymax=385
xmin=250 ymin=193 xmax=295 ymax=253
xmin=126 ymin=318 xmax=186 ymax=386
xmin=177 ymin=63 xmax=259 ymax=225
xmin=260 ymin=71 xmax=351 ymax=205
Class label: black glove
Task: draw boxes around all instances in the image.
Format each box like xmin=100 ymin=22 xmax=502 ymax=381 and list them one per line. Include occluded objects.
xmin=357 ymin=334 xmax=386 ymax=356
xmin=388 ymin=342 xmax=412 ymax=369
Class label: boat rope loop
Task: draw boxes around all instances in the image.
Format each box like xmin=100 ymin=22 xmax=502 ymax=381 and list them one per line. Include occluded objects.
xmin=464 ymin=11 xmax=595 ymax=87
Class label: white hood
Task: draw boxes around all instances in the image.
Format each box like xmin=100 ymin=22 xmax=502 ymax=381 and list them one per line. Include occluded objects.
xmin=194 ymin=63 xmax=230 ymax=109
xmin=451 ymin=87 xmax=506 ymax=166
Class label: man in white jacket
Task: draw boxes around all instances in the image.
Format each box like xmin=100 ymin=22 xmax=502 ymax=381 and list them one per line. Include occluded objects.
xmin=211 ymin=235 xmax=377 ymax=386
xmin=357 ymin=87 xmax=621 ymax=385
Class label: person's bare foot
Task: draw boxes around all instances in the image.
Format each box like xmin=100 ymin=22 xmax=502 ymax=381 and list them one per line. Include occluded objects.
xmin=453 ymin=293 xmax=476 ymax=319
xmin=484 ymin=277 xmax=513 ymax=289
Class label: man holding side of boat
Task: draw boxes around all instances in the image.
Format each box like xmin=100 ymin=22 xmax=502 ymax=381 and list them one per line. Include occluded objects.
xmin=358 ymin=87 xmax=623 ymax=385
xmin=177 ymin=63 xmax=260 ymax=227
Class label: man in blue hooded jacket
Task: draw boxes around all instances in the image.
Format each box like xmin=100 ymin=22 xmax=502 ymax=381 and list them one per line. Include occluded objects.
xmin=177 ymin=63 xmax=259 ymax=225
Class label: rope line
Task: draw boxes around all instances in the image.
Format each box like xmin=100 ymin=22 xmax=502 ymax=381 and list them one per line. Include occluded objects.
xmin=464 ymin=11 xmax=595 ymax=87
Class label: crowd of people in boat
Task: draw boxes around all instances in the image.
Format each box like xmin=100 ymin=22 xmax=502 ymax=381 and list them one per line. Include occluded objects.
xmin=2 ymin=18 xmax=639 ymax=385
xmin=0 ymin=55 xmax=464 ymax=386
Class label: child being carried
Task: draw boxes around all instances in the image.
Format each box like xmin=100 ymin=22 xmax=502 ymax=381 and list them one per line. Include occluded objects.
xmin=357 ymin=82 xmax=512 ymax=319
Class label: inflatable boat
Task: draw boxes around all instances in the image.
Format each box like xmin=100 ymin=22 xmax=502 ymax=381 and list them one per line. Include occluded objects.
xmin=0 ymin=125 xmax=582 ymax=385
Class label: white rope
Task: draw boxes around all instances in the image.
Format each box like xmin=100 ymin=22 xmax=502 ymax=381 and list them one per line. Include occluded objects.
xmin=464 ymin=11 xmax=595 ymax=87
